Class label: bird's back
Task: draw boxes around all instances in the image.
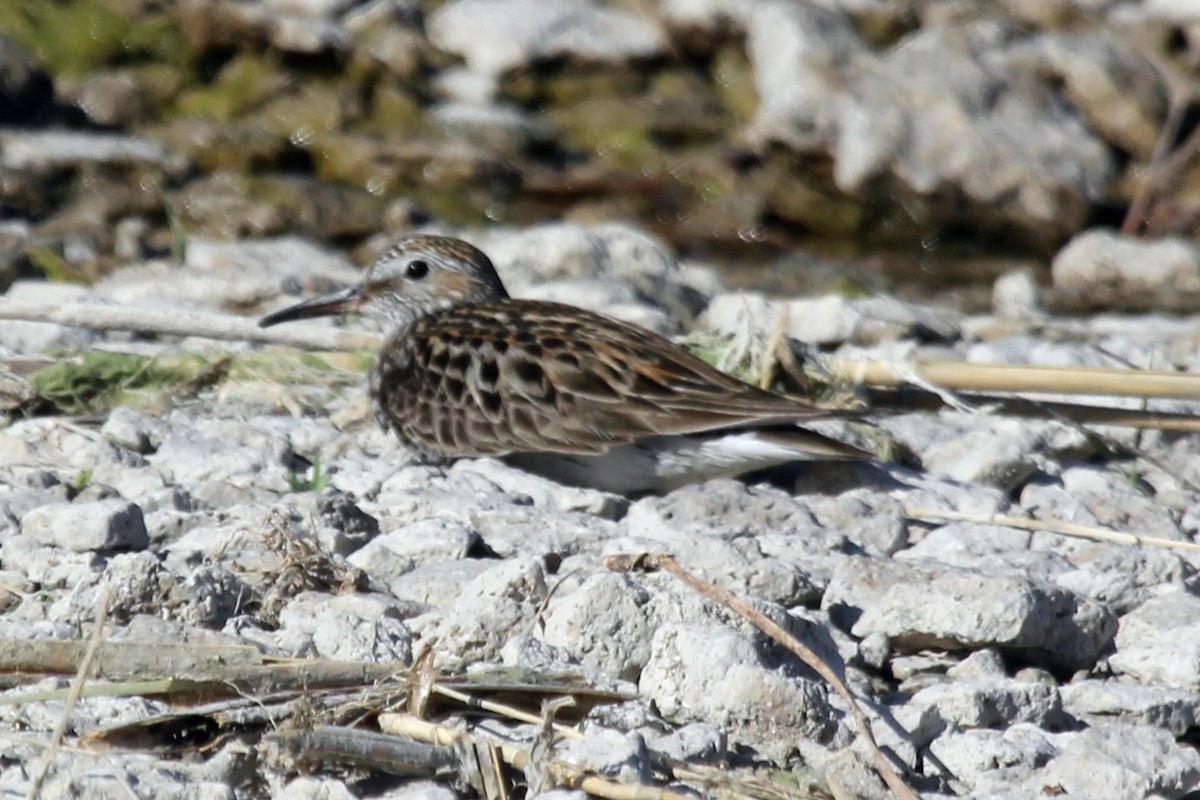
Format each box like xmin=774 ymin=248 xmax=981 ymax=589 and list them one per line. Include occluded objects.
xmin=369 ymin=298 xmax=857 ymax=460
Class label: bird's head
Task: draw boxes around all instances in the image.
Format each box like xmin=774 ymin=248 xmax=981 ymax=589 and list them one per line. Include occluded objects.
xmin=258 ymin=234 xmax=509 ymax=331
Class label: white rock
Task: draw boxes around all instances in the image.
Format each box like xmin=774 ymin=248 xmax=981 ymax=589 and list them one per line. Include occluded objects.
xmin=639 ymin=622 xmax=840 ymax=758
xmin=1030 ymin=723 xmax=1200 ymax=798
xmin=1061 ymin=679 xmax=1200 ymax=737
xmin=1052 ymin=229 xmax=1200 ymax=306
xmin=822 ymin=557 xmax=1116 ymax=671
xmin=276 ymin=776 xmax=357 ymax=800
xmin=1110 ymin=590 xmax=1200 ymax=689
xmin=0 ymin=129 xmax=185 ymax=172
xmin=747 ymin=11 xmax=1111 ymax=238
xmin=385 ymin=557 xmax=491 ymax=610
xmin=927 ymin=724 xmax=1059 ymax=792
xmin=20 ymin=499 xmax=148 ymax=551
xmin=432 ymin=557 xmax=548 ymax=668
xmin=277 ymin=592 xmax=413 ymax=663
xmin=347 ymin=517 xmax=478 ymax=584
xmin=428 ymin=0 xmax=664 ymax=77
xmin=553 ymin=729 xmax=650 ymax=784
xmin=909 ymin=677 xmax=1063 ymax=729
xmin=539 ymin=573 xmax=655 ymax=679
xmin=992 ymin=268 xmax=1040 ymax=319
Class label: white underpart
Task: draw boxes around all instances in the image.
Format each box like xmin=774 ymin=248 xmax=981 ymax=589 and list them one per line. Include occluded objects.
xmin=506 ymin=429 xmax=837 ymax=494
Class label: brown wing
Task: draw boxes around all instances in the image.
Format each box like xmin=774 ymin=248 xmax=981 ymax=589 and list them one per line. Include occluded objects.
xmin=381 ymin=299 xmax=841 ymax=457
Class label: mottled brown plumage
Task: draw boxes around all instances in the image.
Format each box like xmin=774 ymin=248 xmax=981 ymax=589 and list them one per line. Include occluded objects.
xmin=259 ymin=234 xmax=865 ymax=493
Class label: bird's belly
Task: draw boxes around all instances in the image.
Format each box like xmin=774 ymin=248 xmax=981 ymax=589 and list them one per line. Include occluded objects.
xmin=505 ymin=430 xmax=829 ymax=494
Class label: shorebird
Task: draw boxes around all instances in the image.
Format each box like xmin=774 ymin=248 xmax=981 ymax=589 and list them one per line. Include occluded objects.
xmin=259 ymin=234 xmax=867 ymax=494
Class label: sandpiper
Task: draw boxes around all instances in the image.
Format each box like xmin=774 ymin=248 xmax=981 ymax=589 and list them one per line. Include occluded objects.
xmin=259 ymin=234 xmax=866 ymax=494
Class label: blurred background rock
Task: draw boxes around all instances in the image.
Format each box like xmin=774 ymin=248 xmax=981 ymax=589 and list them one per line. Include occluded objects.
xmin=0 ymin=0 xmax=1197 ymax=309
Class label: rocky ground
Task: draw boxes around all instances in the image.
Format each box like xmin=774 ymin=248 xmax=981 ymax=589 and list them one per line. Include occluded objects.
xmin=3 ymin=1 xmax=1200 ymax=799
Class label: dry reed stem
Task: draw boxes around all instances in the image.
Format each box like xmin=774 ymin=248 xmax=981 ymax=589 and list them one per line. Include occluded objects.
xmin=906 ymin=507 xmax=1200 ymax=554
xmin=827 ymin=356 xmax=1200 ymax=400
xmin=25 ymin=588 xmax=111 ymax=800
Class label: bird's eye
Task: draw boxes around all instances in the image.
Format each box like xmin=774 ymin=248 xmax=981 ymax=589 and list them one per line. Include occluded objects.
xmin=404 ymin=259 xmax=430 ymax=280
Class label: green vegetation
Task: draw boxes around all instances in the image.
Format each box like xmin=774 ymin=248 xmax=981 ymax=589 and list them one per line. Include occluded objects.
xmin=27 ymin=349 xmax=372 ymax=417
xmin=32 ymin=351 xmax=203 ymax=413
xmin=26 ymin=245 xmax=91 ymax=285
xmin=286 ymin=451 xmax=331 ymax=493
xmin=0 ymin=0 xmax=190 ymax=77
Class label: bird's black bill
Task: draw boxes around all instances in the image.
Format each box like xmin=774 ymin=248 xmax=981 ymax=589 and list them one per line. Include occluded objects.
xmin=257 ymin=285 xmax=363 ymax=328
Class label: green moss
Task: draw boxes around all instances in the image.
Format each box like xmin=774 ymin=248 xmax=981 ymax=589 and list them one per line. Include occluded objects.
xmin=0 ymin=0 xmax=190 ymax=77
xmin=33 ymin=351 xmax=204 ymax=413
xmin=26 ymin=244 xmax=91 ymax=285
xmin=711 ymin=46 xmax=758 ymax=121
xmin=172 ymin=53 xmax=288 ymax=122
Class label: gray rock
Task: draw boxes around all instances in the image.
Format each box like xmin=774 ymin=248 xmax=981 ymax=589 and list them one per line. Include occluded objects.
xmin=908 ymin=677 xmax=1064 ymax=730
xmin=880 ymin=411 xmax=1061 ymax=488
xmin=926 ymin=723 xmax=1058 ymax=793
xmin=1052 ymin=229 xmax=1200 ymax=309
xmin=0 ymin=129 xmax=186 ymax=173
xmin=539 ymin=573 xmax=655 ymax=680
xmin=804 ymin=493 xmax=908 ymax=557
xmin=0 ymin=281 xmax=97 ymax=354
xmin=1061 ymin=679 xmax=1200 ymax=737
xmin=428 ymin=0 xmax=664 ymax=77
xmin=946 ymin=648 xmax=1009 ymax=680
xmin=1030 ymin=723 xmax=1200 ymax=798
xmin=433 ymin=557 xmax=548 ymax=667
xmin=98 ymin=237 xmax=360 ymax=313
xmin=1022 ymin=30 xmax=1164 ymax=158
xmin=639 ymin=622 xmax=842 ymax=758
xmin=451 ymin=458 xmax=627 ymax=519
xmin=429 ymin=102 xmax=557 ymax=156
xmin=552 ymin=729 xmax=650 ymax=784
xmin=347 ymin=517 xmax=476 ymax=583
xmin=101 ymin=406 xmax=170 ymax=455
xmin=1110 ymin=591 xmax=1200 ymax=689
xmin=387 ymin=558 xmax=496 ymax=609
xmin=992 ymin=268 xmax=1041 ymax=319
xmin=528 ymin=791 xmax=588 ymax=800
xmin=372 ymin=780 xmax=460 ymax=800
xmin=701 ymin=292 xmax=961 ymax=347
xmin=746 ymin=10 xmax=1111 ymax=242
xmin=149 ymin=430 xmax=275 ymax=487
xmin=276 ymin=776 xmax=358 ymax=800
xmin=472 ymin=222 xmax=680 ymax=296
xmin=65 ymin=69 xmax=146 ymax=127
xmin=644 ymin=722 xmax=724 ymax=764
xmin=277 ymin=592 xmax=413 ymax=663
xmin=20 ymin=498 xmax=148 ymax=552
xmin=622 ymin=482 xmax=837 ymax=605
xmin=823 ymin=557 xmax=1116 ymax=671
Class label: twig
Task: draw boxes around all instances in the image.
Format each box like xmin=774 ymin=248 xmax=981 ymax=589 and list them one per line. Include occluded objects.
xmin=905 ymin=507 xmax=1200 ymax=554
xmin=266 ymin=725 xmax=456 ymax=777
xmin=0 ymin=300 xmax=380 ymax=352
xmin=25 ymin=588 xmax=111 ymax=800
xmin=605 ymin=554 xmax=921 ymax=800
xmin=1122 ymin=37 xmax=1200 ymax=235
